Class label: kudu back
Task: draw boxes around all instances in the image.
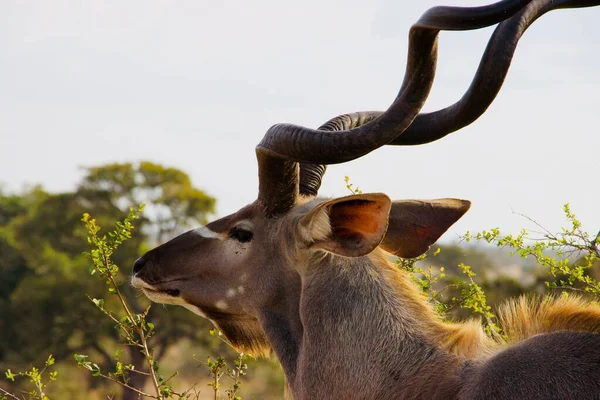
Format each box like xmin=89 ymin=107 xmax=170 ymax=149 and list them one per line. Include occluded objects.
xmin=132 ymin=1 xmax=600 ymax=399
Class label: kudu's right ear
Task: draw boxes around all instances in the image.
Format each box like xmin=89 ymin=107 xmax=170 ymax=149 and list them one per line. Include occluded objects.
xmin=380 ymin=199 xmax=471 ymax=258
xmin=298 ymin=193 xmax=392 ymax=257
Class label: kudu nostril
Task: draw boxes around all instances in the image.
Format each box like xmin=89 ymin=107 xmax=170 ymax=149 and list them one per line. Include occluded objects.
xmin=133 ymin=256 xmax=146 ymax=275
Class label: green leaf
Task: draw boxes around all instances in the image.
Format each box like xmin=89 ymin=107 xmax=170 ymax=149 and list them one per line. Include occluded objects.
xmin=5 ymin=369 xmax=15 ymax=382
xmin=45 ymin=354 xmax=55 ymax=367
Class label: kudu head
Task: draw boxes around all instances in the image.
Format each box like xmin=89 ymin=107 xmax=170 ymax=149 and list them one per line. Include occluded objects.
xmin=132 ymin=0 xmax=595 ymax=357
xmin=132 ymin=129 xmax=473 ymax=349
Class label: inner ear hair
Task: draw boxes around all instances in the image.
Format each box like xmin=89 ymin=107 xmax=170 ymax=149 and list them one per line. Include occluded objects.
xmin=302 ymin=193 xmax=392 ymax=258
xmin=305 ymin=207 xmax=333 ymax=243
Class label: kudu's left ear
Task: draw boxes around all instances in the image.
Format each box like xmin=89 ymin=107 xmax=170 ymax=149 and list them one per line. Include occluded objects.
xmin=299 ymin=193 xmax=392 ymax=257
xmin=380 ymin=198 xmax=471 ymax=258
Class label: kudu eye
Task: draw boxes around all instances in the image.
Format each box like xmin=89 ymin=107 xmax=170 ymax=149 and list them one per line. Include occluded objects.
xmin=229 ymin=227 xmax=253 ymax=243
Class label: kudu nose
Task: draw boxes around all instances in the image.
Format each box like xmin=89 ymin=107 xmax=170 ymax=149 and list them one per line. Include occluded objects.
xmin=133 ymin=256 xmax=146 ymax=275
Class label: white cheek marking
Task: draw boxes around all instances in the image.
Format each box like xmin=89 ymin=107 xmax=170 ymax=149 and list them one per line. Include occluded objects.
xmin=215 ymin=300 xmax=228 ymax=310
xmin=193 ymin=226 xmax=222 ymax=239
xmin=226 ymin=288 xmax=236 ymax=298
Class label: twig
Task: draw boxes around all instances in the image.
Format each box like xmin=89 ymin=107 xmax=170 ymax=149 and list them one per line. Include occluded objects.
xmin=92 ymin=371 xmax=155 ymax=399
xmin=106 ymin=274 xmax=163 ymax=398
xmin=0 ymin=387 xmax=21 ymax=400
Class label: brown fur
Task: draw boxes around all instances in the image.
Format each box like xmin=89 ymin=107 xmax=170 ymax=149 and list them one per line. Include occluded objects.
xmin=294 ymin=248 xmax=600 ymax=398
xmin=498 ymin=295 xmax=600 ymax=342
xmin=370 ymin=250 xmax=499 ymax=359
xmin=202 ymin=310 xmax=273 ymax=357
xmin=372 ymin=250 xmax=600 ymax=357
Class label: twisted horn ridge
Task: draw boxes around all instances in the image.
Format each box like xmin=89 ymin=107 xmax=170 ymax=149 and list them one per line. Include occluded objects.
xmin=256 ymin=0 xmax=600 ymax=216
xmin=296 ymin=0 xmax=599 ymax=199
xmin=258 ymin=0 xmax=532 ymax=165
xmin=391 ymin=0 xmax=600 ymax=146
xmin=299 ymin=113 xmax=380 ymax=196
xmin=258 ymin=0 xmax=532 ymax=213
xmin=257 ymin=151 xmax=299 ymax=217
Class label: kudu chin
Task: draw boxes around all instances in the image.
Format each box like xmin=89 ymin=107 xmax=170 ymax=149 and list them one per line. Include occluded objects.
xmin=133 ymin=1 xmax=600 ymax=399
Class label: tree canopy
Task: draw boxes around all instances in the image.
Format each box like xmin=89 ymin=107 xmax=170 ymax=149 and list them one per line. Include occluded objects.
xmin=0 ymin=162 xmax=218 ymax=399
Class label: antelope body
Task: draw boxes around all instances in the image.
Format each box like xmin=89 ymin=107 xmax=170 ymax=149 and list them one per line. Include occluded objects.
xmin=132 ymin=0 xmax=600 ymax=398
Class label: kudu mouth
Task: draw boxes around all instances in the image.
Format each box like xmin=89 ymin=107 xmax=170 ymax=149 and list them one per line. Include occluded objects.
xmin=132 ymin=275 xmax=257 ymax=322
xmin=131 ymin=276 xmax=183 ymax=303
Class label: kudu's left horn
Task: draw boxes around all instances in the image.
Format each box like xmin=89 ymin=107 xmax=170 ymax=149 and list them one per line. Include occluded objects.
xmin=257 ymin=0 xmax=534 ymax=216
xmin=298 ymin=0 xmax=600 ymax=199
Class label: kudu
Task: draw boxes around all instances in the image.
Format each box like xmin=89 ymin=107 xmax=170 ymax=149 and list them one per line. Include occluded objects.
xmin=132 ymin=1 xmax=600 ymax=399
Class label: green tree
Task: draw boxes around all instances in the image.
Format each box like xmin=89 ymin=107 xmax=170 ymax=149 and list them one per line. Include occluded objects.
xmin=80 ymin=161 xmax=215 ymax=243
xmin=0 ymin=162 xmax=217 ymax=400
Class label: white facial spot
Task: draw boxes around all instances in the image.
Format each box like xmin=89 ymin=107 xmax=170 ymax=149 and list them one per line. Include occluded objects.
xmin=237 ymin=286 xmax=245 ymax=294
xmin=226 ymin=288 xmax=236 ymax=298
xmin=193 ymin=226 xmax=221 ymax=239
xmin=183 ymin=304 xmax=208 ymax=319
xmin=215 ymin=300 xmax=228 ymax=310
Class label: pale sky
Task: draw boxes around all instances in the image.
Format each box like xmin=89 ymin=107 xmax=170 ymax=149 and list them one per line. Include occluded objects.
xmin=1 ymin=1 xmax=598 ymax=242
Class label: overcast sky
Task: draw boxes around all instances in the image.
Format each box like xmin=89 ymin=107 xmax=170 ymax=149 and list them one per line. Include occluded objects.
xmin=1 ymin=1 xmax=598 ymax=243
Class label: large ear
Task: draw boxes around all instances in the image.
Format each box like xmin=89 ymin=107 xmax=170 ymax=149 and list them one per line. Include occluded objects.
xmin=380 ymin=199 xmax=471 ymax=258
xmin=299 ymin=193 xmax=392 ymax=257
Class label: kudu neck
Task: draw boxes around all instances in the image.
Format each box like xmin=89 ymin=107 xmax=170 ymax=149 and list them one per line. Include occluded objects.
xmin=255 ymin=248 xmax=496 ymax=398
xmin=256 ymin=272 xmax=304 ymax=382
xmin=291 ymin=249 xmax=494 ymax=398
xmin=299 ymin=250 xmax=451 ymax=340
